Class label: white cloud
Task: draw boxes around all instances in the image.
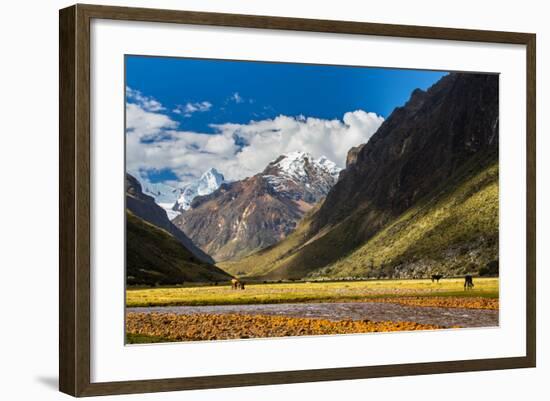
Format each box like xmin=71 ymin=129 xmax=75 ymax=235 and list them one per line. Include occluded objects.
xmin=173 ymin=101 xmax=212 ymax=117
xmin=211 ymin=112 xmax=384 ymax=176
xmin=126 ymin=102 xmax=383 ymax=188
xmin=230 ymin=92 xmax=244 ymax=104
xmin=126 ymin=103 xmax=177 ymax=140
xmin=126 ymin=87 xmax=165 ymax=112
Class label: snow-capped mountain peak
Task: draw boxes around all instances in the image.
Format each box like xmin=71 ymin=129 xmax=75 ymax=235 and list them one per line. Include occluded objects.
xmin=316 ymin=155 xmax=341 ymax=180
xmin=197 ymin=168 xmax=224 ymax=195
xmin=262 ymin=152 xmax=342 ymax=203
xmin=173 ymin=168 xmax=225 ymax=212
xmin=269 ymin=152 xmax=342 ymax=181
xmin=128 ymin=168 xmax=226 ymax=219
xmin=272 ymin=151 xmax=310 ymax=179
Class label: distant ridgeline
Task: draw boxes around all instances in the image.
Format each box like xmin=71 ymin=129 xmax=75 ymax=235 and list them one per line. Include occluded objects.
xmin=220 ymin=73 xmax=499 ymax=280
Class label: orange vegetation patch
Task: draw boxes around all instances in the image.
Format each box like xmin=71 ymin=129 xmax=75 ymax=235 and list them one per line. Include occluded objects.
xmin=126 ymin=312 xmax=446 ymax=342
xmin=367 ymin=296 xmax=499 ymax=310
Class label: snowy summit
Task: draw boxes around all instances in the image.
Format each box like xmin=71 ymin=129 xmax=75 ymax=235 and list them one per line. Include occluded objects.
xmin=262 ymin=152 xmax=342 ymax=203
xmin=268 ymin=151 xmax=342 ymax=182
xmin=173 ymin=168 xmax=225 ymax=212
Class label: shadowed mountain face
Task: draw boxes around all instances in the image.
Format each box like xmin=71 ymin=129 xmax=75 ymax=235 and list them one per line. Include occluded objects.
xmin=220 ymin=73 xmax=499 ymax=279
xmin=126 ymin=211 xmax=231 ymax=286
xmin=312 ymin=74 xmax=498 ymax=236
xmin=173 ymin=152 xmax=341 ymax=262
xmin=126 ymin=173 xmax=214 ymax=264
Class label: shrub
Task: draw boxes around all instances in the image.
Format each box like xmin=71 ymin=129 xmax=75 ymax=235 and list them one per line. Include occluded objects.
xmin=479 ymin=260 xmax=499 ymax=276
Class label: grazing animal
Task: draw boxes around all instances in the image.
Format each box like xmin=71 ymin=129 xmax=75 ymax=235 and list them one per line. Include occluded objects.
xmin=231 ymin=278 xmax=239 ymax=290
xmin=464 ymin=275 xmax=474 ymax=290
xmin=231 ymin=278 xmax=245 ymax=290
xmin=431 ymin=274 xmax=443 ymax=283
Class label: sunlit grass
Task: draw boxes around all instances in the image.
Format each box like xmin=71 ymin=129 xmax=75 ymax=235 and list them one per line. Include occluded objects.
xmin=322 ymin=162 xmax=499 ymax=278
xmin=126 ymin=332 xmax=172 ymax=344
xmin=126 ymin=277 xmax=498 ymax=307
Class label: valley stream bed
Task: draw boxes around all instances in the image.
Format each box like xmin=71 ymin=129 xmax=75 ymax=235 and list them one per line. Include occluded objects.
xmin=125 ymin=301 xmax=499 ymax=342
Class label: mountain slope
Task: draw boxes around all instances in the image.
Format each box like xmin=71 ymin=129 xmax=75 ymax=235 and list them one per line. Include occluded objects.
xmin=173 ymin=152 xmax=341 ymax=261
xmin=222 ymin=73 xmax=499 ymax=279
xmin=126 ymin=211 xmax=231 ymax=285
xmin=230 ymin=156 xmax=497 ymax=280
xmin=314 ymin=159 xmax=498 ymax=279
xmin=128 ymin=173 xmax=182 ymax=220
xmin=313 ymin=73 xmax=498 ymax=238
xmin=218 ymin=202 xmax=323 ymax=277
xmin=126 ymin=173 xmax=214 ymax=264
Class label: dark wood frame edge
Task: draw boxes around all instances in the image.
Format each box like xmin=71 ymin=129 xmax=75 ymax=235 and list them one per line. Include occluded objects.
xmin=59 ymin=3 xmax=536 ymax=397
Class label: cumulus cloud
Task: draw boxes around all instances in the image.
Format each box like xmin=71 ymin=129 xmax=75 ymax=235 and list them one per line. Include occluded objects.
xmin=126 ymin=101 xmax=383 ymax=187
xmin=126 ymin=87 xmax=165 ymax=112
xmin=173 ymin=101 xmax=212 ymax=117
xmin=126 ymin=103 xmax=177 ymax=141
xmin=210 ymin=112 xmax=384 ymax=176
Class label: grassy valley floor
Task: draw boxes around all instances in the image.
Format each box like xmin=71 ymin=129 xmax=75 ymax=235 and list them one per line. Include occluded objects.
xmin=126 ymin=278 xmax=498 ymax=343
xmin=126 ymin=278 xmax=498 ymax=307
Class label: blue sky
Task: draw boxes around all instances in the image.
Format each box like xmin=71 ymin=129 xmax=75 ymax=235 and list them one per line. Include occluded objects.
xmin=126 ymin=56 xmax=446 ymax=133
xmin=125 ymin=56 xmax=447 ymax=185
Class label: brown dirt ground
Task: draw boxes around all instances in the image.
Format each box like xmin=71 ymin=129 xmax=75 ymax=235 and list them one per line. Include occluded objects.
xmin=126 ymin=312 xmax=446 ymax=342
xmin=365 ymin=296 xmax=498 ymax=310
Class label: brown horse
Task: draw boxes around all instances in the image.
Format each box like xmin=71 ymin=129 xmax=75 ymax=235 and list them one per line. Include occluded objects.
xmin=231 ymin=278 xmax=245 ymax=290
xmin=464 ymin=275 xmax=474 ymax=290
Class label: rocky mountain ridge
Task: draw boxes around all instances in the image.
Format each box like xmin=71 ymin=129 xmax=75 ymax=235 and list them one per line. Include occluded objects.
xmin=173 ymin=152 xmax=341 ymax=261
xmin=221 ymin=73 xmax=500 ymax=279
xmin=125 ymin=173 xmax=214 ymax=264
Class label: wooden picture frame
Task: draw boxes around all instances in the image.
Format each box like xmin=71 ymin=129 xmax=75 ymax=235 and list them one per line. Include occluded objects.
xmin=59 ymin=3 xmax=536 ymax=397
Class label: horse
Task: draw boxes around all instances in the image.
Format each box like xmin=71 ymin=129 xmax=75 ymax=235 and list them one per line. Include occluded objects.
xmin=464 ymin=275 xmax=474 ymax=290
xmin=431 ymin=274 xmax=443 ymax=283
xmin=231 ymin=278 xmax=245 ymax=290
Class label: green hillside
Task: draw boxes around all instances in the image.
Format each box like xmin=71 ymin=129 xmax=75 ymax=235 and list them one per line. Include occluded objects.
xmin=221 ymin=157 xmax=498 ymax=280
xmin=126 ymin=211 xmax=231 ymax=286
xmin=312 ymin=159 xmax=498 ymax=279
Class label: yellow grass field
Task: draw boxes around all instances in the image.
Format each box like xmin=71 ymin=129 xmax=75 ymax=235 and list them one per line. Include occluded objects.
xmin=126 ymin=277 xmax=498 ymax=308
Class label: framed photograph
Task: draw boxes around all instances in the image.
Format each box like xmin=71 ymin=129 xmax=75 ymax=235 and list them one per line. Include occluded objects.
xmin=59 ymin=4 xmax=536 ymax=397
